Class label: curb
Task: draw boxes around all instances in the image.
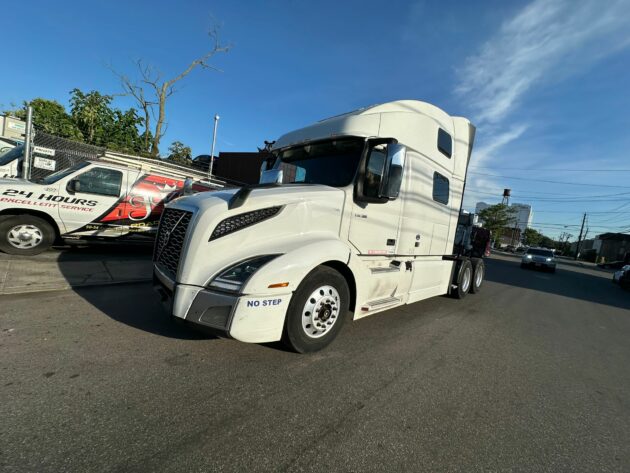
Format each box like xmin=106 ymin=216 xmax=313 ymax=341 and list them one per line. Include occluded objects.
xmin=0 ymin=277 xmax=152 ymax=296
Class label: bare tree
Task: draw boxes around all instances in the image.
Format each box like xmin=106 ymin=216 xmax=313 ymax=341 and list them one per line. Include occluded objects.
xmin=109 ymin=61 xmax=157 ymax=153
xmin=110 ymin=25 xmax=230 ymax=157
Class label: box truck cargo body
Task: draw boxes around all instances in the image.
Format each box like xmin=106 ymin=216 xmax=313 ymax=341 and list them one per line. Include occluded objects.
xmin=153 ymin=100 xmax=482 ymax=352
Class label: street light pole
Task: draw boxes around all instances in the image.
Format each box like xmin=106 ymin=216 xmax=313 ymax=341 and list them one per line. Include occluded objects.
xmin=22 ymin=106 xmax=33 ymax=180
xmin=209 ymin=114 xmax=220 ymax=180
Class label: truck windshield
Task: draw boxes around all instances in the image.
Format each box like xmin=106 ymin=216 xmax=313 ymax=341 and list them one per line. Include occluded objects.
xmin=0 ymin=145 xmax=23 ymax=166
xmin=274 ymin=138 xmax=365 ymax=187
xmin=38 ymin=161 xmax=90 ymax=184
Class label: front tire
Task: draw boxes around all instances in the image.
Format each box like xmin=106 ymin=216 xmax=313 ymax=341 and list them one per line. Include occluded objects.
xmin=283 ymin=266 xmax=350 ymax=353
xmin=0 ymin=215 xmax=55 ymax=256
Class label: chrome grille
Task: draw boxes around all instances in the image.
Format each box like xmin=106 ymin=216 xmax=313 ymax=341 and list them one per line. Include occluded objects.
xmin=153 ymin=208 xmax=193 ymax=279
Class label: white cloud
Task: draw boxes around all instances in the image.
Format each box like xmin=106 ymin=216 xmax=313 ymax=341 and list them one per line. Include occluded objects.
xmin=473 ymin=123 xmax=529 ymax=167
xmin=457 ymin=0 xmax=630 ymax=125
xmin=457 ymin=0 xmax=630 ymax=211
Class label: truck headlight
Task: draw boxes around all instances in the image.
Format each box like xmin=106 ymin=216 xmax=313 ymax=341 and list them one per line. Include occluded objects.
xmin=208 ymin=255 xmax=279 ymax=292
xmin=546 ymin=257 xmax=552 ymax=262
xmin=526 ymin=255 xmax=532 ymax=259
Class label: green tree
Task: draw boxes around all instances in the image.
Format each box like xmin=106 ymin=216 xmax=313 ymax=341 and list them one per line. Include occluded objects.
xmin=522 ymin=228 xmax=544 ymax=247
xmin=105 ymin=108 xmax=145 ymax=154
xmin=167 ymin=141 xmax=192 ymax=165
xmin=10 ymin=98 xmax=83 ymax=140
xmin=478 ymin=204 xmax=517 ymax=243
xmin=69 ymin=89 xmax=115 ymax=145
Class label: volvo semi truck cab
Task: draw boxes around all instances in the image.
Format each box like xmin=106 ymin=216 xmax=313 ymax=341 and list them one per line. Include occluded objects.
xmin=153 ymin=100 xmax=481 ymax=352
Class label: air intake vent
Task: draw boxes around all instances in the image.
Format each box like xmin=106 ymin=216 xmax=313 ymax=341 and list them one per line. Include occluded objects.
xmin=210 ymin=206 xmax=281 ymax=241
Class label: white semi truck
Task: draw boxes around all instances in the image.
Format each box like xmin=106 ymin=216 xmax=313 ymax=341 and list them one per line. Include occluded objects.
xmin=153 ymin=100 xmax=483 ymax=352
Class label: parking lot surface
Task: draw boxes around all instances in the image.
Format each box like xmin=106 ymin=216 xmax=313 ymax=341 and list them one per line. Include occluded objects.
xmin=1 ymin=255 xmax=629 ymax=472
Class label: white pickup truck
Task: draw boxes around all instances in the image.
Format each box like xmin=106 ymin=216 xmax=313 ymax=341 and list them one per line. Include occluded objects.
xmin=153 ymin=100 xmax=482 ymax=352
xmin=0 ymin=156 xmax=221 ymax=255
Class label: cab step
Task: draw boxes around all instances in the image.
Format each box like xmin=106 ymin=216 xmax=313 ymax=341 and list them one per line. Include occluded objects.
xmin=361 ymin=296 xmax=401 ymax=312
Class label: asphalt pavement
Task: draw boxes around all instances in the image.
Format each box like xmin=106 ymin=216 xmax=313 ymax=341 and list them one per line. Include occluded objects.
xmin=0 ymin=245 xmax=152 ymax=295
xmin=1 ymin=254 xmax=629 ymax=472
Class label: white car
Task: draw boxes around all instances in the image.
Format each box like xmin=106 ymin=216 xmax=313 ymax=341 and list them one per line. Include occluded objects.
xmin=613 ymin=265 xmax=630 ymax=284
xmin=521 ymin=247 xmax=556 ymax=272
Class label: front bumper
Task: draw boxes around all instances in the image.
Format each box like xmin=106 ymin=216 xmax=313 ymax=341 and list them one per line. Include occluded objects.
xmin=153 ymin=267 xmax=291 ymax=343
xmin=522 ymin=259 xmax=556 ymax=270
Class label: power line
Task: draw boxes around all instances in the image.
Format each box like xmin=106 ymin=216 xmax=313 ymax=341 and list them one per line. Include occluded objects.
xmin=470 ymin=166 xmax=630 ymax=172
xmin=469 ymin=171 xmax=630 ymax=189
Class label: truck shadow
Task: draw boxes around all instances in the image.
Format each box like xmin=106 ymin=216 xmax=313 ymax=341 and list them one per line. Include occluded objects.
xmin=54 ymin=246 xmax=215 ymax=340
xmin=485 ymin=256 xmax=630 ymax=311
xmin=70 ymin=282 xmax=216 ymax=340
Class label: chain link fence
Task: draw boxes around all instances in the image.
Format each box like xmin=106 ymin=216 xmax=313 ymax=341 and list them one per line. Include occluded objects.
xmin=28 ymin=131 xmax=105 ymax=180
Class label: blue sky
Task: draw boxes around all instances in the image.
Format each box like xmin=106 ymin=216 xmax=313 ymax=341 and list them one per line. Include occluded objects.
xmin=2 ymin=0 xmax=630 ymax=239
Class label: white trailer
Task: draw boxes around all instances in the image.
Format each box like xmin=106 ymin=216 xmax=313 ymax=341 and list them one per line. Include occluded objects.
xmin=153 ymin=100 xmax=482 ymax=352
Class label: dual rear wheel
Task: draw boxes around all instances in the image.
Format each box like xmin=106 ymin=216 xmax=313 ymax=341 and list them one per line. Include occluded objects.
xmin=451 ymin=257 xmax=484 ymax=299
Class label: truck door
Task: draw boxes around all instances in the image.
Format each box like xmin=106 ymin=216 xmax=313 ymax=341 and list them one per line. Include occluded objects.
xmin=348 ymin=143 xmax=403 ymax=255
xmin=57 ymin=166 xmax=127 ymax=238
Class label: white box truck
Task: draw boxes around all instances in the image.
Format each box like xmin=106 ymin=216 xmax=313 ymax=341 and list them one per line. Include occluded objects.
xmin=153 ymin=100 xmax=482 ymax=352
xmin=0 ymin=154 xmax=223 ymax=255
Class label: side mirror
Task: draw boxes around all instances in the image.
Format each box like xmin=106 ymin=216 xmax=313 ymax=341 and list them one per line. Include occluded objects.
xmin=67 ymin=179 xmax=80 ymax=194
xmin=380 ymin=143 xmax=406 ymax=199
xmin=183 ymin=177 xmax=194 ymax=195
xmin=260 ymin=168 xmax=283 ymax=184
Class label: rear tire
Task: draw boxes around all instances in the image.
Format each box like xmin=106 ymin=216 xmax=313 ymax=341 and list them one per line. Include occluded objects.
xmin=451 ymin=259 xmax=473 ymax=299
xmin=283 ymin=266 xmax=350 ymax=353
xmin=0 ymin=215 xmax=55 ymax=256
xmin=470 ymin=258 xmax=484 ymax=294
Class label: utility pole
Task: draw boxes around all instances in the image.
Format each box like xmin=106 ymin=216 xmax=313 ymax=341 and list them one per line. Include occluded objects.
xmin=574 ymin=212 xmax=587 ymax=261
xmin=208 ymin=114 xmax=220 ymax=180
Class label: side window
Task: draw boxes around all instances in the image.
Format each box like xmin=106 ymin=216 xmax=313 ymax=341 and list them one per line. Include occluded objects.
xmin=363 ymin=144 xmax=387 ymax=198
xmin=433 ymin=172 xmax=449 ymax=204
xmin=76 ymin=167 xmax=123 ymax=197
xmin=437 ymin=128 xmax=452 ymax=158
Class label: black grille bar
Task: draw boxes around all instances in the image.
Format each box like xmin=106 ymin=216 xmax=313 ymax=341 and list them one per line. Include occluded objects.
xmin=153 ymin=208 xmax=193 ymax=280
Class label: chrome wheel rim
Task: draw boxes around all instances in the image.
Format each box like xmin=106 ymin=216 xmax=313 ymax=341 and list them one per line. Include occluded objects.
xmin=301 ymin=285 xmax=340 ymax=339
xmin=461 ymin=267 xmax=472 ymax=293
xmin=475 ymin=265 xmax=483 ymax=287
xmin=7 ymin=224 xmax=43 ymax=249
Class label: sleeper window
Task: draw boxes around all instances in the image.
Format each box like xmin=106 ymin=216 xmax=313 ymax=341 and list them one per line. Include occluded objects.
xmin=437 ymin=128 xmax=452 ymax=158
xmin=433 ymin=172 xmax=449 ymax=205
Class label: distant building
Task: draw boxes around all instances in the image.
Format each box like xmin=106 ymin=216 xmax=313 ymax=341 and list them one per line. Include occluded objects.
xmin=592 ymin=233 xmax=630 ymax=263
xmin=475 ymin=201 xmax=533 ymax=234
xmin=510 ymin=203 xmax=533 ymax=232
xmin=0 ymin=115 xmax=26 ymax=140
xmin=193 ymin=151 xmax=272 ymax=185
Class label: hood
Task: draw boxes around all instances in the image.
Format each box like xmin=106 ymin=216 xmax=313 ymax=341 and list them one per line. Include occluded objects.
xmin=169 ymin=184 xmax=347 ymax=285
xmin=171 ymin=184 xmax=345 ymax=215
